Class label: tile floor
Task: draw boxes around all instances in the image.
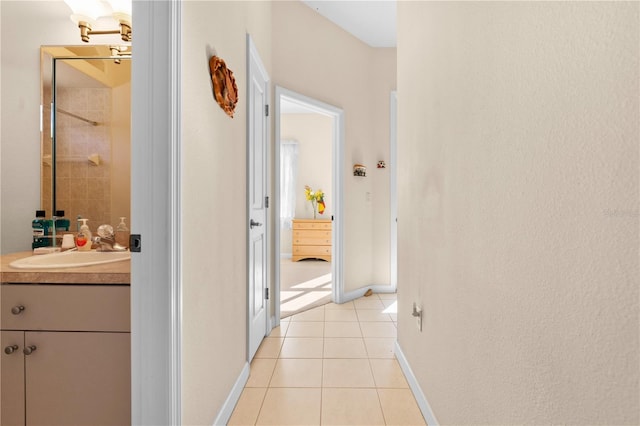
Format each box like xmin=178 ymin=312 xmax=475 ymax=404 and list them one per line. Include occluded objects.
xmin=228 ymin=293 xmax=427 ymax=425
xmin=280 ymin=259 xmax=332 ymax=318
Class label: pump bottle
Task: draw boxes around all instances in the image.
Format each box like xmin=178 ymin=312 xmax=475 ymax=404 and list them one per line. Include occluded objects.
xmin=76 ymin=219 xmax=92 ymax=251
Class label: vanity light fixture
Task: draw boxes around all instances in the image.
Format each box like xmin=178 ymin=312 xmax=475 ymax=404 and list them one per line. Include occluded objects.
xmin=64 ymin=0 xmax=132 ymax=43
xmin=109 ymin=45 xmax=131 ymax=64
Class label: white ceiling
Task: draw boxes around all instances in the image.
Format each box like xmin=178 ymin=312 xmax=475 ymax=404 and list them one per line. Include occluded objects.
xmin=301 ymin=0 xmax=397 ymax=48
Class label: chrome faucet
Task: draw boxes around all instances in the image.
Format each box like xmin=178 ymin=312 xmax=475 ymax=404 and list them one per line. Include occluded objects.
xmin=93 ymin=224 xmax=127 ymax=252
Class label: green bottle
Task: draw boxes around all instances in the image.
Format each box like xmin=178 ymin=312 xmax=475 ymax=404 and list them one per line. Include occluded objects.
xmin=32 ymin=210 xmax=50 ymax=249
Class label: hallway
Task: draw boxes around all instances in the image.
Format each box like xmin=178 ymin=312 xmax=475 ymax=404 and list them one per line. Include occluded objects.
xmin=228 ymin=293 xmax=426 ymax=425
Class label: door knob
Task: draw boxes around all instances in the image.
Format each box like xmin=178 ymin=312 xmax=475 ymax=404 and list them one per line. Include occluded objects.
xmin=23 ymin=345 xmax=37 ymax=355
xmin=250 ymin=219 xmax=263 ymax=229
xmin=11 ymin=305 xmax=25 ymax=315
xmin=4 ymin=345 xmax=19 ymax=355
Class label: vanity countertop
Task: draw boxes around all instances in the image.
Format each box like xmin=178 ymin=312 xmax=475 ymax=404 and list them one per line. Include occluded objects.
xmin=0 ymin=251 xmax=130 ymax=285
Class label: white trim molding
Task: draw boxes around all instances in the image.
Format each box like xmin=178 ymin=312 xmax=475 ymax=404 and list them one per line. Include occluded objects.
xmin=274 ymin=86 xmax=345 ymax=322
xmin=131 ymin=0 xmax=181 ymax=424
xmin=394 ymin=341 xmax=439 ymax=426
xmin=212 ymin=362 xmax=250 ymax=426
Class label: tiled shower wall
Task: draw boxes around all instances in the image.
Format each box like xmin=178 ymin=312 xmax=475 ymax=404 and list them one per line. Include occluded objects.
xmin=41 ymin=86 xmax=112 ymax=231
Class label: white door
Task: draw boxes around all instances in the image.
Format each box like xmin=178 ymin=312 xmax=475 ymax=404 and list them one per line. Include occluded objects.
xmin=247 ymin=35 xmax=270 ymax=361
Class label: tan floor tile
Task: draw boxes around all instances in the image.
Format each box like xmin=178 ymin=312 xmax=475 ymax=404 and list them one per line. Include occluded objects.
xmin=369 ymin=359 xmax=409 ymax=388
xmin=378 ymin=388 xmax=426 ymax=425
xmin=356 ymin=309 xmax=393 ymax=322
xmin=325 ymin=309 xmax=358 ymax=322
xmin=323 ymin=338 xmax=368 ymax=359
xmin=324 ymin=301 xmax=355 ymax=310
xmin=270 ymin=359 xmax=323 ymax=387
xmin=291 ymin=305 xmax=325 ymax=322
xmin=254 ymin=337 xmax=284 ymax=359
xmin=280 ymin=337 xmax=324 ymax=358
xmin=360 ymin=322 xmax=397 ymax=338
xmin=256 ymin=387 xmax=321 ymax=425
xmin=246 ymin=358 xmax=277 ymax=387
xmin=268 ymin=322 xmax=289 ymax=337
xmin=324 ymin=321 xmax=362 ymax=338
xmin=228 ymin=387 xmax=267 ymax=425
xmin=353 ymin=298 xmax=385 ymax=310
xmin=321 ymin=388 xmax=385 ymax=425
xmin=322 ymin=358 xmax=375 ymax=388
xmin=377 ymin=293 xmax=397 ymax=300
xmin=381 ymin=299 xmax=398 ymax=310
xmin=364 ymin=338 xmax=396 ymax=358
xmin=286 ymin=321 xmax=324 ymax=337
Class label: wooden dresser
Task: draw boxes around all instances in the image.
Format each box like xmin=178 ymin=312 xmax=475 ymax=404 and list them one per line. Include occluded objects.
xmin=292 ymin=219 xmax=332 ymax=262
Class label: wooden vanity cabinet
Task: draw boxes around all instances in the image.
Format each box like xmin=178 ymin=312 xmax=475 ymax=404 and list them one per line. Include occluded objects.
xmin=1 ymin=283 xmax=130 ymax=425
xmin=292 ymin=219 xmax=332 ymax=262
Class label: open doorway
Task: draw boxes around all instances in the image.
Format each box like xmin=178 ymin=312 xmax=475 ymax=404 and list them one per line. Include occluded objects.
xmin=274 ymin=87 xmax=344 ymax=322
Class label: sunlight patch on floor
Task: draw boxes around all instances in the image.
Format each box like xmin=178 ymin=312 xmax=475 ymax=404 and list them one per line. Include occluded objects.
xmin=281 ymin=290 xmax=332 ymax=314
xmin=290 ymin=273 xmax=332 ymax=289
xmin=281 ymin=290 xmax=304 ymax=302
xmin=383 ymin=300 xmax=397 ymax=314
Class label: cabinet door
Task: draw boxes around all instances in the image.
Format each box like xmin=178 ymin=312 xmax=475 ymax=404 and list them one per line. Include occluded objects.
xmin=1 ymin=331 xmax=25 ymax=426
xmin=25 ymin=331 xmax=130 ymax=425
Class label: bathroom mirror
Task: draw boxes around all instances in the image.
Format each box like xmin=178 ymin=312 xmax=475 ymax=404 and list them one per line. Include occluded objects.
xmin=41 ymin=45 xmax=131 ymax=229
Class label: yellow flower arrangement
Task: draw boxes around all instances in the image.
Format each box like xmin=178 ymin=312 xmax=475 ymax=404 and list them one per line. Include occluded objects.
xmin=304 ymin=185 xmax=325 ymax=219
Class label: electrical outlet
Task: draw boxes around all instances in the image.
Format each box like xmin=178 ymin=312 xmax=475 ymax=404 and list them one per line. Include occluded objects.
xmin=412 ymin=302 xmax=423 ymax=332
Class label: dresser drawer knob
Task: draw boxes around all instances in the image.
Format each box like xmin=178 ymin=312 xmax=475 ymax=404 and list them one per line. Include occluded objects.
xmin=23 ymin=345 xmax=37 ymax=355
xmin=11 ymin=305 xmax=25 ymax=315
xmin=4 ymin=345 xmax=19 ymax=355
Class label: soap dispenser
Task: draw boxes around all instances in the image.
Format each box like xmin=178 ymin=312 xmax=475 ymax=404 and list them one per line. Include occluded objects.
xmin=115 ymin=217 xmax=130 ymax=249
xmin=76 ymin=219 xmax=92 ymax=251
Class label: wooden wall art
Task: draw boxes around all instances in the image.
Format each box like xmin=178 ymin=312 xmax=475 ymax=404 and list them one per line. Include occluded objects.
xmin=209 ymin=55 xmax=238 ymax=118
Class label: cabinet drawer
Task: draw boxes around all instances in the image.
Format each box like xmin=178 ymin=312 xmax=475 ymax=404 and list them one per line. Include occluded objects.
xmin=1 ymin=285 xmax=130 ymax=332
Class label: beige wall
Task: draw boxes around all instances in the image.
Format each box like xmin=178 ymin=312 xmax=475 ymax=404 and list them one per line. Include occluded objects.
xmin=180 ymin=1 xmax=271 ymax=424
xmin=1 ymin=1 xmax=82 ymax=253
xmin=280 ymin=112 xmax=333 ymax=254
xmin=397 ymin=2 xmax=639 ymax=424
xmin=272 ymin=1 xmax=396 ymax=291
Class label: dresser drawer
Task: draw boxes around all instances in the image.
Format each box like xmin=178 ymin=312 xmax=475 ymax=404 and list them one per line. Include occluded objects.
xmin=294 ymin=237 xmax=332 ymax=246
xmin=293 ymin=220 xmax=331 ymax=230
xmin=293 ymin=230 xmax=332 ymax=246
xmin=1 ymin=285 xmax=130 ymax=332
xmin=293 ymin=245 xmax=331 ymax=256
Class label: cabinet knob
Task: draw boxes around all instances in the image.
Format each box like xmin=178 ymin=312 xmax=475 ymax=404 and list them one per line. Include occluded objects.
xmin=250 ymin=219 xmax=263 ymax=229
xmin=4 ymin=345 xmax=19 ymax=355
xmin=11 ymin=305 xmax=25 ymax=315
xmin=23 ymin=345 xmax=37 ymax=355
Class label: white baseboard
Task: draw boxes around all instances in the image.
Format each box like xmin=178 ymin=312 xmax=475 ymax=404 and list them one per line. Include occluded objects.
xmin=212 ymin=361 xmax=250 ymax=426
xmin=342 ymin=284 xmax=396 ymax=303
xmin=394 ymin=341 xmax=439 ymax=426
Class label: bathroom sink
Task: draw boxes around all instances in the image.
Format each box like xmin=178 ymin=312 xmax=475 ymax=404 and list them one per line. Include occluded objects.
xmin=9 ymin=250 xmax=130 ymax=269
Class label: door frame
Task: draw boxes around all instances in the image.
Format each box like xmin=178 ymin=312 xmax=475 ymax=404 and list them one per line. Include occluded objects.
xmin=246 ymin=34 xmax=271 ymax=361
xmin=390 ymin=91 xmax=398 ymax=292
xmin=274 ymin=86 xmax=345 ymax=326
xmin=130 ymin=1 xmax=181 ymax=424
